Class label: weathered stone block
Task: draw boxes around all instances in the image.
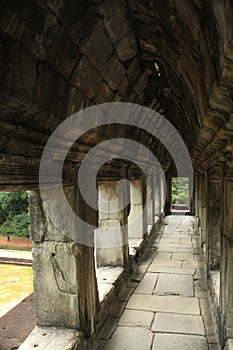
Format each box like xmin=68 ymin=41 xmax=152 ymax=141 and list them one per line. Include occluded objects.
xmin=71 ymin=56 xmax=102 ymax=99
xmin=134 ymin=72 xmax=148 ymax=95
xmin=33 ymin=242 xmax=80 ymax=328
xmin=116 ymin=31 xmax=138 ymax=62
xmin=152 ymin=313 xmax=205 ymax=335
xmin=104 ymin=326 xmax=153 ymax=350
xmin=126 ymin=294 xmax=200 ymax=314
xmin=154 ymin=273 xmax=194 ymax=297
xmin=134 ymin=273 xmax=158 ymax=294
xmin=99 ymin=0 xmax=131 ymax=42
xmin=118 ymin=309 xmax=154 ymax=327
xmin=152 ymin=333 xmax=208 ymax=350
xmin=80 ymin=19 xmax=112 ymax=68
xmin=18 ymin=326 xmax=85 ymax=350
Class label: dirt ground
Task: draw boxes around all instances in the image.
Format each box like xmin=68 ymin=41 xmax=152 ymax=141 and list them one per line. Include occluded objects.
xmin=0 ymin=236 xmax=32 ymax=250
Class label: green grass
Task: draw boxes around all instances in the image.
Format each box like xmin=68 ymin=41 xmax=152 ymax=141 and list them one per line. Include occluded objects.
xmin=0 ymin=245 xmax=32 ymax=251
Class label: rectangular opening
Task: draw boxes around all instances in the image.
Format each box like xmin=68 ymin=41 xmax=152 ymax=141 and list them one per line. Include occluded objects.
xmin=171 ymin=177 xmax=189 ymax=211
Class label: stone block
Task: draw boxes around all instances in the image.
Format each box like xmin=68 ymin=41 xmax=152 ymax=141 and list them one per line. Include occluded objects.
xmin=18 ymin=326 xmax=84 ymax=350
xmin=33 ymin=242 xmax=80 ymax=328
xmin=134 ymin=273 xmax=158 ymax=294
xmin=152 ymin=313 xmax=205 ymax=335
xmin=126 ymin=294 xmax=200 ymax=315
xmin=96 ymin=246 xmax=124 ymax=267
xmin=172 ymin=252 xmax=194 ymax=260
xmin=134 ymin=72 xmax=148 ymax=95
xmin=154 ymin=252 xmax=172 ymax=259
xmin=151 ymin=258 xmax=182 ymax=268
xmin=99 ymin=0 xmax=131 ymax=42
xmin=80 ymin=19 xmax=112 ymax=68
xmin=94 ymin=80 xmax=115 ymax=103
xmin=104 ymin=326 xmax=153 ymax=350
xmin=225 ymin=340 xmax=233 ymax=350
xmin=154 ymin=273 xmax=194 ymax=297
xmin=118 ymin=310 xmax=154 ymax=327
xmin=152 ymin=333 xmax=208 ymax=350
xmin=116 ymin=31 xmax=138 ymax=62
xmin=148 ymin=266 xmax=195 ymax=275
xmin=71 ymin=56 xmax=101 ymax=99
xmin=127 ymin=57 xmax=140 ymax=83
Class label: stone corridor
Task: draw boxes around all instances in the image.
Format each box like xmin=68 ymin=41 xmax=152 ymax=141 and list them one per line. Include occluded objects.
xmin=99 ymin=216 xmax=220 ymax=350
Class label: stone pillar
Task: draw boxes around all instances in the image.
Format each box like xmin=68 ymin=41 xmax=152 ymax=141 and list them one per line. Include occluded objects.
xmin=200 ymin=171 xmax=208 ymax=246
xmin=128 ymin=178 xmax=147 ymax=240
xmin=207 ymin=166 xmax=221 ymax=270
xmin=164 ymin=174 xmax=172 ymax=215
xmin=147 ymin=176 xmax=155 ymax=227
xmin=29 ymin=176 xmax=99 ymax=337
xmin=95 ymin=180 xmax=129 ymax=267
xmin=154 ymin=174 xmax=161 ymax=217
xmin=219 ymin=165 xmax=233 ymax=346
xmin=160 ymin=174 xmax=166 ymax=215
xmin=189 ymin=176 xmax=195 ymax=214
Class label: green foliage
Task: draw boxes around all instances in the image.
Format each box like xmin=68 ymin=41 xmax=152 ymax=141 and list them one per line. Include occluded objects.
xmin=13 ymin=212 xmax=30 ymax=237
xmin=172 ymin=178 xmax=189 ymax=205
xmin=0 ymin=192 xmax=29 ymax=237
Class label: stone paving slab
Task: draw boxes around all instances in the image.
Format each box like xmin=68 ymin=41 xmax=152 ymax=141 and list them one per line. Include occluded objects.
xmin=172 ymin=252 xmax=194 ymax=260
xmin=148 ymin=266 xmax=195 ymax=275
xmin=126 ymin=294 xmax=200 ymax=314
xmin=104 ymin=326 xmax=153 ymax=350
xmin=154 ymin=273 xmax=194 ymax=297
xmin=152 ymin=333 xmax=208 ymax=350
xmin=150 ymin=259 xmax=182 ymax=268
xmin=152 ymin=312 xmax=205 ymax=335
xmin=118 ymin=310 xmax=154 ymax=327
xmin=134 ymin=273 xmax=158 ymax=294
xmin=155 ymin=252 xmax=172 ymax=259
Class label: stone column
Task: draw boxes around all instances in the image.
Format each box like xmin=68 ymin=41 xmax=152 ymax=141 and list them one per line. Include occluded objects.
xmin=219 ymin=165 xmax=233 ymax=346
xmin=147 ymin=176 xmax=155 ymax=227
xmin=128 ymin=178 xmax=147 ymax=240
xmin=164 ymin=174 xmax=172 ymax=215
xmin=29 ymin=175 xmax=99 ymax=337
xmin=154 ymin=174 xmax=161 ymax=217
xmin=200 ymin=171 xmax=208 ymax=246
xmin=95 ymin=180 xmax=129 ymax=267
xmin=207 ymin=166 xmax=221 ymax=270
xmin=160 ymin=174 xmax=166 ymax=215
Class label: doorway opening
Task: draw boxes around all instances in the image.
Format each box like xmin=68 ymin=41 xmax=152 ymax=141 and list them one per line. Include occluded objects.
xmin=171 ymin=177 xmax=189 ymax=212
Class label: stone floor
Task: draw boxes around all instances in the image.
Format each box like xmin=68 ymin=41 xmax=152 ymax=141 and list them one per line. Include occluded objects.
xmin=98 ymin=215 xmax=220 ymax=350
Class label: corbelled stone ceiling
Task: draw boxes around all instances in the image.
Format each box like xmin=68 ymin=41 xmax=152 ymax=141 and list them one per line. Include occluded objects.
xmin=0 ymin=0 xmax=233 ymax=188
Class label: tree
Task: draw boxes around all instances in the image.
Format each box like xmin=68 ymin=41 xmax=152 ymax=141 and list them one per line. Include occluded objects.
xmin=172 ymin=178 xmax=189 ymax=205
xmin=0 ymin=192 xmax=29 ymax=237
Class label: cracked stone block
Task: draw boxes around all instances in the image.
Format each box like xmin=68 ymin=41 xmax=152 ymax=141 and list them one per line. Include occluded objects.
xmin=134 ymin=273 xmax=158 ymax=294
xmin=152 ymin=333 xmax=208 ymax=350
xmin=118 ymin=310 xmax=154 ymax=328
xmin=126 ymin=294 xmax=200 ymax=314
xmin=152 ymin=313 xmax=205 ymax=335
xmin=104 ymin=326 xmax=153 ymax=350
xmin=154 ymin=273 xmax=194 ymax=297
xmin=33 ymin=242 xmax=80 ymax=328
